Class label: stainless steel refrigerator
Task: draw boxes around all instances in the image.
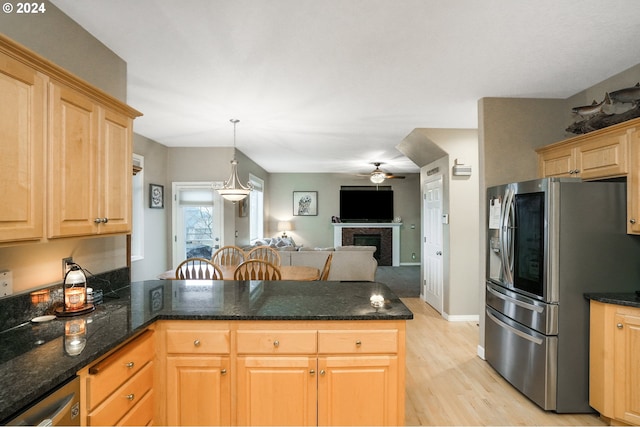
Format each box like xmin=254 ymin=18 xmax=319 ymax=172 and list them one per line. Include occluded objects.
xmin=485 ymin=177 xmax=640 ymax=413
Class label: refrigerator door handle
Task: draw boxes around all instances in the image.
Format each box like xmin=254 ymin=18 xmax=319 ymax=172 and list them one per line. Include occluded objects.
xmin=500 ymin=187 xmax=515 ymax=284
xmin=486 ymin=309 xmax=543 ymax=345
xmin=487 ymin=285 xmax=544 ymax=313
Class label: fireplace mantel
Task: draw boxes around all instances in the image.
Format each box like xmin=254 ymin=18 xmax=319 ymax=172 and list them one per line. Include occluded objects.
xmin=332 ymin=223 xmax=402 ymax=266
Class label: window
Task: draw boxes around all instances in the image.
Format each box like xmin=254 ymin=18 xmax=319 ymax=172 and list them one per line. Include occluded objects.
xmin=131 ymin=154 xmax=144 ymax=262
xmin=249 ymin=174 xmax=264 ymax=241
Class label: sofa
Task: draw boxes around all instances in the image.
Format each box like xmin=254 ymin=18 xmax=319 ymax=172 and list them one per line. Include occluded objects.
xmin=246 ymin=238 xmax=378 ymax=281
xmin=283 ymin=246 xmax=377 ymax=281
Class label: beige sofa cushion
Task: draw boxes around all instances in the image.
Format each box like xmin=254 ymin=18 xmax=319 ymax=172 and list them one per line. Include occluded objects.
xmin=280 ymin=246 xmax=377 ymax=281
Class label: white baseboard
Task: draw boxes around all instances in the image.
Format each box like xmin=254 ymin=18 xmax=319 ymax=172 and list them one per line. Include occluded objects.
xmin=477 ymin=345 xmax=485 ymax=360
xmin=398 ymin=262 xmax=420 ymax=266
xmin=442 ymin=313 xmax=480 ymax=322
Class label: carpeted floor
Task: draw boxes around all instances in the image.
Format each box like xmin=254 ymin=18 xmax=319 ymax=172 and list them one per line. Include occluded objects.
xmin=374 ymin=265 xmax=420 ymax=297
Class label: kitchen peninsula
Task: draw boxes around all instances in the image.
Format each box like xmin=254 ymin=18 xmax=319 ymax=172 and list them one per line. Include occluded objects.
xmin=0 ymin=279 xmax=412 ymax=426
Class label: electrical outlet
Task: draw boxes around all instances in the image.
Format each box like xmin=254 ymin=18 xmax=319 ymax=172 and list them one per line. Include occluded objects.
xmin=0 ymin=270 xmax=13 ymax=297
xmin=62 ymin=257 xmax=73 ymax=278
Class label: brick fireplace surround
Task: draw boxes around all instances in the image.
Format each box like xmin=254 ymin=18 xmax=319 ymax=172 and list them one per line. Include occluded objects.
xmin=332 ymin=222 xmax=402 ymax=266
xmin=341 ymin=227 xmax=393 ymax=266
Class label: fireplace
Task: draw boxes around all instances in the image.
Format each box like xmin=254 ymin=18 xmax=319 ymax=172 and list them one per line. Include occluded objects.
xmin=332 ymin=222 xmax=402 ymax=266
xmin=353 ymin=234 xmax=382 ymax=262
xmin=342 ymin=227 xmax=393 ymax=266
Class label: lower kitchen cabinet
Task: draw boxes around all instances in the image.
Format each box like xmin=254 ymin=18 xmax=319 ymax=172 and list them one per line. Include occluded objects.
xmin=318 ymin=356 xmax=398 ymax=426
xmin=590 ymin=301 xmax=640 ymax=425
xmin=159 ymin=321 xmax=231 ymax=426
xmin=156 ymin=320 xmax=406 ymax=427
xmin=78 ymin=329 xmax=154 ymax=426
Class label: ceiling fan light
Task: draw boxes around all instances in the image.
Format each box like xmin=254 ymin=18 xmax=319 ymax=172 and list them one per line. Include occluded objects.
xmin=370 ymin=171 xmax=386 ymax=184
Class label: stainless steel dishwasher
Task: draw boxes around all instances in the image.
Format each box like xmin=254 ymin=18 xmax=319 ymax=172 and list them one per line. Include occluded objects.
xmin=5 ymin=376 xmax=80 ymax=426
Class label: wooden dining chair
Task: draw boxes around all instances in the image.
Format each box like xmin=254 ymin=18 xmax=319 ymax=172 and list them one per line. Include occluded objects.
xmin=212 ymin=245 xmax=245 ymax=266
xmin=234 ymin=260 xmax=282 ymax=280
xmin=319 ymin=252 xmax=333 ymax=281
xmin=175 ymin=258 xmax=224 ymax=280
xmin=247 ymin=246 xmax=281 ymax=267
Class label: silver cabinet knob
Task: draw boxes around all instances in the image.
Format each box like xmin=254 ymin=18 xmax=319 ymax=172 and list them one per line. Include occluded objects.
xmin=436 ymin=251 xmax=442 ymax=256
xmin=125 ymin=362 xmax=134 ymax=369
xmin=273 ymin=340 xmax=280 ymax=347
xmin=630 ymin=219 xmax=637 ymax=224
xmin=310 ymin=370 xmax=315 ymax=375
xmin=194 ymin=339 xmax=201 ymax=347
xmin=320 ymin=370 xmax=326 ymax=376
xmin=617 ymin=323 xmax=624 ymax=329
xmin=221 ymin=369 xmax=227 ymax=375
xmin=355 ymin=340 xmax=362 ymax=347
xmin=126 ymin=393 xmax=135 ymax=401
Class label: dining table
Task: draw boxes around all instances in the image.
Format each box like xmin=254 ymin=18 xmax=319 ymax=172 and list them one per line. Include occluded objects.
xmin=159 ymin=264 xmax=320 ymax=281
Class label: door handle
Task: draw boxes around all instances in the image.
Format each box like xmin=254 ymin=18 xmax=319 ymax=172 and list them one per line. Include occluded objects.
xmin=436 ymin=251 xmax=442 ymax=256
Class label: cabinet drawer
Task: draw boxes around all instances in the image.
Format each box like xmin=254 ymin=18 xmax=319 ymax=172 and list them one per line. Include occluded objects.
xmin=318 ymin=330 xmax=398 ymax=354
xmin=87 ymin=330 xmax=154 ymax=409
xmin=236 ymin=330 xmax=317 ymax=354
xmin=88 ymin=361 xmax=153 ymax=425
xmin=117 ymin=389 xmax=154 ymax=426
xmin=166 ymin=329 xmax=230 ymax=354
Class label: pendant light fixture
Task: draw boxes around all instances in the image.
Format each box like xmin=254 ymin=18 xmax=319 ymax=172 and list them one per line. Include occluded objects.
xmin=218 ymin=119 xmax=252 ymax=201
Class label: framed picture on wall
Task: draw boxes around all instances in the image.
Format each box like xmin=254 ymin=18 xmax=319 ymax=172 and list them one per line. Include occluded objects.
xmin=149 ymin=184 xmax=164 ymax=209
xmin=293 ymin=191 xmax=318 ymax=216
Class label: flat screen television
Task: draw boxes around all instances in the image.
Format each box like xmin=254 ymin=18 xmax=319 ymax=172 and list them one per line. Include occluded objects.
xmin=339 ymin=187 xmax=393 ymax=222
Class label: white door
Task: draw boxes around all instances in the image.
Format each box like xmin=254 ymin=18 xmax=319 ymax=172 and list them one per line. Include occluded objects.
xmin=422 ymin=176 xmax=444 ymax=313
xmin=172 ymin=182 xmax=224 ymax=267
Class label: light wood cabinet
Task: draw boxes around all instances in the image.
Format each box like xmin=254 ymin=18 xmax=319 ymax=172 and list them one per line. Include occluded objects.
xmin=236 ymin=329 xmax=318 ymax=426
xmin=537 ymin=117 xmax=640 ymax=234
xmin=79 ymin=329 xmax=155 ymax=426
xmin=628 ymin=128 xmax=640 ymax=234
xmin=537 ymin=124 xmax=630 ymax=180
xmin=0 ymin=50 xmax=46 ymax=243
xmin=161 ymin=322 xmax=232 ymax=426
xmin=157 ymin=320 xmax=406 ymax=427
xmin=48 ymin=82 xmax=133 ymax=238
xmin=0 ymin=34 xmax=141 ymax=243
xmin=589 ymin=301 xmax=640 ymax=425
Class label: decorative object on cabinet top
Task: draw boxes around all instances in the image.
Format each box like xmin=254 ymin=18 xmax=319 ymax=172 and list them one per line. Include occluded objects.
xmin=567 ymin=82 xmax=640 ymax=134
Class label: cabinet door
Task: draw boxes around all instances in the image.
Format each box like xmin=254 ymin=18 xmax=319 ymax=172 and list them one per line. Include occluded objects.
xmin=628 ymin=129 xmax=640 ymax=234
xmin=576 ymin=132 xmax=628 ymax=180
xmin=166 ymin=356 xmax=230 ymax=426
xmin=99 ymin=108 xmax=132 ymax=234
xmin=236 ymin=356 xmax=317 ymax=426
xmin=48 ymin=81 xmax=99 ymax=237
xmin=0 ymin=52 xmax=45 ymax=242
xmin=318 ymin=355 xmax=399 ymax=426
xmin=614 ymin=312 xmax=640 ymax=425
xmin=538 ymin=145 xmax=575 ymax=178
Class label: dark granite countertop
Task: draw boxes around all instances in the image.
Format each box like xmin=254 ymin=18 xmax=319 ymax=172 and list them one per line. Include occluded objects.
xmin=0 ymin=279 xmax=412 ymax=422
xmin=585 ymin=292 xmax=640 ymax=308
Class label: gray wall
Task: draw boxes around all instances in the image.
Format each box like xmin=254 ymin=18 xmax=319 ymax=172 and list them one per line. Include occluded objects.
xmin=268 ymin=173 xmax=421 ymax=264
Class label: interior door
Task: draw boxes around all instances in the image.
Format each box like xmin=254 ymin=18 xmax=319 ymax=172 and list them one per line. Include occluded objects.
xmin=422 ymin=176 xmax=444 ymax=313
xmin=172 ymin=183 xmax=224 ymax=267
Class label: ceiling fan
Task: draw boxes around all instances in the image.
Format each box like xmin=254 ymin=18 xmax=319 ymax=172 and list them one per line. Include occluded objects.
xmin=359 ymin=163 xmax=406 ymax=184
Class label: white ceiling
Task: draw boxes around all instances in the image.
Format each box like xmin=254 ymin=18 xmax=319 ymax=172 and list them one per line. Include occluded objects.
xmin=51 ymin=0 xmax=640 ymax=175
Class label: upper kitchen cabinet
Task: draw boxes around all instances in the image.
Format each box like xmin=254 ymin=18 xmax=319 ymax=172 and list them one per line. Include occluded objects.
xmin=0 ymin=34 xmax=141 ymax=242
xmin=628 ymin=128 xmax=640 ymax=234
xmin=537 ymin=121 xmax=632 ymax=180
xmin=48 ymin=83 xmax=134 ymax=237
xmin=0 ymin=50 xmax=46 ymax=243
xmin=537 ymin=117 xmax=640 ymax=235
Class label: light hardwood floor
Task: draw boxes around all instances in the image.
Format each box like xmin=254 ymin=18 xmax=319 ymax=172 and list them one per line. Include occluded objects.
xmin=402 ymin=298 xmax=606 ymax=426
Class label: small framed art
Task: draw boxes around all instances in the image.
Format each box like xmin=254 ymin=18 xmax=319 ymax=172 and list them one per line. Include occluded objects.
xmin=149 ymin=184 xmax=164 ymax=209
xmin=293 ymin=191 xmax=318 ymax=216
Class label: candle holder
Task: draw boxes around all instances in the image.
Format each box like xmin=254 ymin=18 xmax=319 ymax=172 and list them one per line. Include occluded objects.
xmin=55 ymin=263 xmax=95 ymax=317
xmin=64 ymin=318 xmax=87 ymax=356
